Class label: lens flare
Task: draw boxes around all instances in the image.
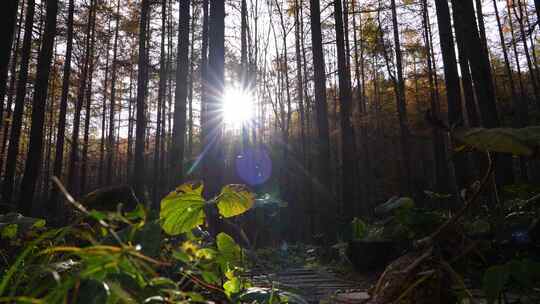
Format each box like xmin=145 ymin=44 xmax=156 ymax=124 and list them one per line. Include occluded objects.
xmin=221 ymin=87 xmax=254 ymax=128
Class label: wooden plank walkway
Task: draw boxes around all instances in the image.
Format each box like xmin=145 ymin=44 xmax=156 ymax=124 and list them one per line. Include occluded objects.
xmin=248 ymin=267 xmax=373 ymax=303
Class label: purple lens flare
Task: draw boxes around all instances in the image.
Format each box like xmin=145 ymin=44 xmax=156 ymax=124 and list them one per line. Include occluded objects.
xmin=235 ymin=147 xmax=272 ymax=185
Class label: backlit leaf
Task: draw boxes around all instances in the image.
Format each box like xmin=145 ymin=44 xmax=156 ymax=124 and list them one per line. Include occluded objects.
xmin=216 ymin=185 xmax=255 ymax=218
xmin=159 ymin=182 xmax=205 ymax=235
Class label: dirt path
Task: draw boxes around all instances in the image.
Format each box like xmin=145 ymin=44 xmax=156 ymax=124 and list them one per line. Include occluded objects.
xmin=249 ymin=267 xmax=375 ymax=303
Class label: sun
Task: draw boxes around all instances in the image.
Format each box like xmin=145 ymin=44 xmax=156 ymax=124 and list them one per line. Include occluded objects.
xmin=221 ymin=87 xmax=254 ymax=128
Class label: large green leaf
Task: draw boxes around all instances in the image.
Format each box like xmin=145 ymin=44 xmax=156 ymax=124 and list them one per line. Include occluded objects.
xmin=223 ymin=277 xmax=242 ymax=297
xmin=216 ymin=185 xmax=255 ymax=218
xmin=159 ymin=182 xmax=206 ymax=236
xmin=216 ymin=232 xmax=242 ymax=271
xmin=453 ymin=127 xmax=540 ymax=156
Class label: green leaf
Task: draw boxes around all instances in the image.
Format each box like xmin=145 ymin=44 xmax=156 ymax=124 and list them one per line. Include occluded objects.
xmin=482 ymin=265 xmax=509 ymax=304
xmin=453 ymin=127 xmax=540 ymax=156
xmin=351 ymin=218 xmax=367 ymax=240
xmin=31 ymin=219 xmax=46 ymax=229
xmin=223 ymin=277 xmax=242 ymax=297
xmin=159 ymin=182 xmax=206 ymax=235
xmin=216 ymin=185 xmax=255 ymax=218
xmin=217 ymin=232 xmax=241 ymax=264
xmin=1 ymin=224 xmax=18 ymax=239
xmin=201 ymin=271 xmax=220 ymax=284
xmin=195 ymin=248 xmax=217 ymax=260
xmin=172 ymin=250 xmax=191 ymax=263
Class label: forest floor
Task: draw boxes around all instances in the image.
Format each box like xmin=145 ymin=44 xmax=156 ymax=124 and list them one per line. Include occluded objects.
xmin=246 ymin=244 xmax=378 ymax=303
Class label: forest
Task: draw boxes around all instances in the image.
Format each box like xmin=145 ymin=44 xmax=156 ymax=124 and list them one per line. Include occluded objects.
xmin=1 ymin=0 xmax=540 ymax=302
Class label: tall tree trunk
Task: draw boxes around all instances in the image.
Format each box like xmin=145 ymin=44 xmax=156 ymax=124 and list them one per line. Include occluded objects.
xmin=426 ymin=0 xmax=449 ymax=192
xmin=19 ymin=0 xmax=58 ymax=214
xmin=433 ymin=0 xmax=467 ymax=190
xmin=0 ymin=0 xmax=25 ymax=178
xmin=334 ymin=0 xmax=357 ymax=219
xmin=133 ymin=0 xmax=150 ymax=199
xmin=451 ymin=7 xmax=479 ymax=128
xmin=187 ymin=2 xmax=197 ymax=160
xmin=241 ymin=0 xmax=249 ymax=148
xmin=67 ymin=0 xmax=95 ymax=197
xmin=153 ymin=0 xmax=167 ymax=206
xmin=106 ymin=0 xmax=121 ymax=185
xmin=309 ymin=0 xmax=333 ymax=240
xmin=99 ymin=18 xmax=112 ymax=186
xmin=171 ymin=0 xmax=189 ymax=188
xmin=0 ymin=0 xmax=20 ymax=113
xmin=294 ymin=0 xmax=306 ymax=169
xmin=2 ymin=0 xmax=35 ymax=204
xmin=452 ymin=0 xmax=514 ymax=186
xmin=49 ymin=0 xmax=74 ymax=212
xmin=507 ymin=0 xmax=529 ymax=126
xmin=513 ymin=0 xmax=540 ymax=109
xmin=493 ymin=0 xmax=527 ymax=180
xmin=200 ymin=0 xmax=209 ymax=156
xmin=81 ymin=16 xmax=97 ymax=194
xmin=390 ymin=0 xmax=412 ymax=194
xmin=203 ymin=0 xmax=224 ymax=202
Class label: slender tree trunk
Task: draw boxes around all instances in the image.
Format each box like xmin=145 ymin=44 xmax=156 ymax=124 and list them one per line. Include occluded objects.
xmin=507 ymin=0 xmax=529 ymax=126
xmin=81 ymin=16 xmax=96 ymax=194
xmin=187 ymin=2 xmax=197 ymax=160
xmin=99 ymin=18 xmax=112 ymax=186
xmin=153 ymin=0 xmax=167 ymax=205
xmin=425 ymin=0 xmax=450 ymax=192
xmin=2 ymin=0 xmax=35 ymax=204
xmin=241 ymin=0 xmax=249 ymax=148
xmin=334 ymin=0 xmax=357 ymax=219
xmin=49 ymin=0 xmax=74 ymax=212
xmin=452 ymin=0 xmax=514 ymax=186
xmin=451 ymin=10 xmax=479 ymax=127
xmin=18 ymin=0 xmax=58 ymax=214
xmin=1 ymin=0 xmax=25 ymax=179
xmin=390 ymin=0 xmax=412 ymax=194
xmin=493 ymin=0 xmax=527 ymax=180
xmin=203 ymin=0 xmax=224 ymax=201
xmin=0 ymin=0 xmax=20 ymax=112
xmin=127 ymin=60 xmax=134 ymax=180
xmin=294 ymin=0 xmax=306 ymax=168
xmin=106 ymin=0 xmax=121 ymax=185
xmin=513 ymin=0 xmax=540 ymax=109
xmin=133 ymin=0 xmax=150 ymax=199
xmin=309 ymin=0 xmax=333 ymax=240
xmin=171 ymin=0 xmax=189 ymax=188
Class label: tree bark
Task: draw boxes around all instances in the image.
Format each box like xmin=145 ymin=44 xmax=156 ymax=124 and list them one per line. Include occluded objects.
xmin=0 ymin=0 xmax=19 ymax=112
xmin=452 ymin=0 xmax=514 ymax=186
xmin=2 ymin=0 xmax=35 ymax=204
xmin=133 ymin=0 xmax=150 ymax=199
xmin=309 ymin=0 xmax=333 ymax=240
xmin=334 ymin=0 xmax=357 ymax=219
xmin=390 ymin=0 xmax=412 ymax=194
xmin=67 ymin=0 xmax=95 ymax=197
xmin=49 ymin=0 xmax=74 ymax=212
xmin=171 ymin=0 xmax=189 ymax=188
xmin=19 ymin=0 xmax=58 ymax=214
xmin=106 ymin=0 xmax=121 ymax=185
